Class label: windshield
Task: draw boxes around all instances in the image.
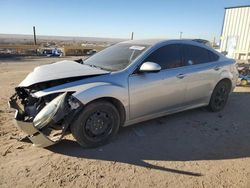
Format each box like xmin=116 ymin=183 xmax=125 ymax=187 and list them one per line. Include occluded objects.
xmin=84 ymin=43 xmax=149 ymax=71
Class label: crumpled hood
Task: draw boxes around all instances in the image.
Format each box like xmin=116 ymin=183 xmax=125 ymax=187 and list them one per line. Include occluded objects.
xmin=19 ymin=60 xmax=109 ymax=87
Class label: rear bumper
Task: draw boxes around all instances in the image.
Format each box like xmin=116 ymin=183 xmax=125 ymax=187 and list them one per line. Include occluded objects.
xmin=9 ymin=97 xmax=56 ymax=147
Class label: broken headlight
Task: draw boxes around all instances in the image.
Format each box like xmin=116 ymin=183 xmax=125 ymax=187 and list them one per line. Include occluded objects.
xmin=33 ymin=93 xmax=67 ymax=129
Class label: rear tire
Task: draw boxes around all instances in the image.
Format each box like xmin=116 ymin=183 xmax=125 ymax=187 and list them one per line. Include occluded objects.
xmin=70 ymin=101 xmax=120 ymax=148
xmin=208 ymin=81 xmax=230 ymax=112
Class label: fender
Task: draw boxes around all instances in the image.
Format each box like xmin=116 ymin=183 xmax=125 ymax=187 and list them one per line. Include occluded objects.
xmin=34 ymin=81 xmax=129 ymax=120
xmin=218 ymin=68 xmax=236 ymax=90
xmin=72 ymin=82 xmax=129 ymax=119
xmin=215 ymin=59 xmax=236 ymax=91
xmin=219 ymin=69 xmax=233 ymax=81
xmin=204 ymin=62 xmax=236 ymax=104
xmin=33 ymin=82 xmax=110 ymax=97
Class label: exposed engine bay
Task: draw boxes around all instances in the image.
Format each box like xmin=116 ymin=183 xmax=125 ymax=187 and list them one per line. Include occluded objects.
xmin=8 ymin=59 xmax=111 ymax=147
xmin=9 ymin=78 xmax=83 ymax=147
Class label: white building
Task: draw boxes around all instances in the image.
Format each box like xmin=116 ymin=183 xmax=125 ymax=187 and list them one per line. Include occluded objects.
xmin=220 ymin=5 xmax=250 ymax=61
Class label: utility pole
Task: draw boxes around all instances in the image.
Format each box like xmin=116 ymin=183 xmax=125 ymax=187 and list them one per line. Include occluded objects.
xmin=33 ymin=26 xmax=37 ymax=45
xmin=131 ymin=32 xmax=134 ymax=40
xmin=179 ymin=31 xmax=183 ymax=39
xmin=213 ymin=36 xmax=216 ymax=47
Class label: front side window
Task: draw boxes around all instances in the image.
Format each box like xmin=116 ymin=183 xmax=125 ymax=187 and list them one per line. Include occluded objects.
xmin=143 ymin=44 xmax=182 ymax=70
xmin=183 ymin=44 xmax=218 ymax=65
xmin=84 ymin=43 xmax=149 ymax=71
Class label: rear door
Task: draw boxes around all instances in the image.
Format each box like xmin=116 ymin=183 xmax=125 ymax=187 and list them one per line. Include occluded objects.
xmin=181 ymin=44 xmax=221 ymax=106
xmin=128 ymin=44 xmax=187 ymax=120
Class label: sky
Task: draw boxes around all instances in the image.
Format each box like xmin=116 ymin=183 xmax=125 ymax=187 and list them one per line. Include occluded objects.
xmin=0 ymin=0 xmax=249 ymax=41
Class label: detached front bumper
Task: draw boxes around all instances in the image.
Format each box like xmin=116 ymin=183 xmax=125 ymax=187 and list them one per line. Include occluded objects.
xmin=9 ymin=97 xmax=58 ymax=147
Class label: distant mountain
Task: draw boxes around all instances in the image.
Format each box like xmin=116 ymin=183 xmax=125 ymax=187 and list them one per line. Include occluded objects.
xmin=0 ymin=34 xmax=126 ymax=44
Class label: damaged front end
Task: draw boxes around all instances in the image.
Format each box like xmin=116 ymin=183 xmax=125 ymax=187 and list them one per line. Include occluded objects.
xmin=9 ymin=89 xmax=82 ymax=147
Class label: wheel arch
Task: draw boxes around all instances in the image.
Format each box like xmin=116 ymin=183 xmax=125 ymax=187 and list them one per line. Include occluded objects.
xmin=84 ymin=97 xmax=126 ymax=126
xmin=216 ymin=78 xmax=232 ymax=91
xmin=207 ymin=77 xmax=232 ymax=112
xmin=72 ymin=82 xmax=129 ymax=125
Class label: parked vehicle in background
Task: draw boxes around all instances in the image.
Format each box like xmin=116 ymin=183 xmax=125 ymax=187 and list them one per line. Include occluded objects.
xmin=86 ymin=49 xmax=97 ymax=56
xmin=9 ymin=39 xmax=238 ymax=148
xmin=42 ymin=48 xmax=62 ymax=57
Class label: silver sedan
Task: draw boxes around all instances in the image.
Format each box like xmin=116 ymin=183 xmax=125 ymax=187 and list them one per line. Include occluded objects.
xmin=9 ymin=39 xmax=238 ymax=148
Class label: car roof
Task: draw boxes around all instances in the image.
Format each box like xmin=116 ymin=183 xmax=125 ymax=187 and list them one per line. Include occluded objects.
xmin=120 ymin=39 xmax=211 ymax=46
xmin=120 ymin=39 xmax=164 ymax=46
xmin=120 ymin=39 xmax=223 ymax=60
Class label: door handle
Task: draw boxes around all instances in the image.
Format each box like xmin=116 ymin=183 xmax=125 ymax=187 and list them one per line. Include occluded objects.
xmin=176 ymin=74 xmax=185 ymax=79
xmin=214 ymin=66 xmax=221 ymax=71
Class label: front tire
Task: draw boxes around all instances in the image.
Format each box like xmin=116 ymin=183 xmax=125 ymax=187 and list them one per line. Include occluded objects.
xmin=71 ymin=101 xmax=120 ymax=148
xmin=208 ymin=81 xmax=231 ymax=112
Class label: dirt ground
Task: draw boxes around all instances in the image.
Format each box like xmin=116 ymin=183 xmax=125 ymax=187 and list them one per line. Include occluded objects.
xmin=0 ymin=57 xmax=250 ymax=188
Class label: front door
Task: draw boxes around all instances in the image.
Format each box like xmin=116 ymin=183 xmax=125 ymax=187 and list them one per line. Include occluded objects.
xmin=128 ymin=44 xmax=187 ymax=120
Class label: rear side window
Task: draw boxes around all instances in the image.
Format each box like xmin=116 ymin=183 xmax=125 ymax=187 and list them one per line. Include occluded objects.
xmin=208 ymin=50 xmax=219 ymax=62
xmin=183 ymin=44 xmax=218 ymax=65
xmin=144 ymin=44 xmax=182 ymax=69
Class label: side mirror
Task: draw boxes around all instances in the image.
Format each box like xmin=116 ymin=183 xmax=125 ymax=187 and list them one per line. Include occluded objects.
xmin=139 ymin=62 xmax=161 ymax=73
